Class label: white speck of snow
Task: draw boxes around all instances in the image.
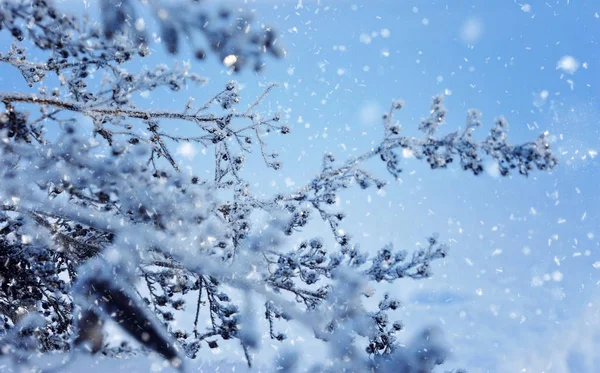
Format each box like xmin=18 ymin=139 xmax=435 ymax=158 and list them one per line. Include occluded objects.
xmin=285 ymin=177 xmax=295 ymax=187
xmin=566 ymin=79 xmax=575 ymax=90
xmin=521 ymin=4 xmax=532 ymax=12
xmin=176 ymin=143 xmax=197 ymax=160
xmin=485 ymin=161 xmax=500 ymax=178
xmin=522 ymin=246 xmax=531 ymax=255
xmin=381 ymin=49 xmax=390 ymax=57
xmin=552 ymin=271 xmax=563 ymax=282
xmin=531 ymin=276 xmax=543 ymax=287
xmin=412 ymin=6 xmax=419 ymax=13
xmin=359 ymin=33 xmax=372 ymax=44
xmin=402 ymin=148 xmax=414 ymax=159
xmin=135 ymin=18 xmax=146 ymax=31
xmin=459 ymin=17 xmax=484 ymax=45
xmin=554 ymin=256 xmax=561 ymax=266
xmin=380 ymin=28 xmax=391 ymax=38
xmin=588 ymin=149 xmax=598 ymax=159
xmin=475 ymin=288 xmax=483 ymax=296
xmin=105 ymin=247 xmax=122 ymax=264
xmin=422 ymin=18 xmax=429 ymax=25
xmin=157 ymin=8 xmax=169 ymax=20
xmin=556 ymin=55 xmax=579 ymax=74
xmin=490 ymin=305 xmax=499 ymax=316
xmin=359 ymin=101 xmax=383 ymax=126
xmin=533 ymin=90 xmax=550 ymax=108
xmin=593 ymin=261 xmax=600 ymax=269
xmin=223 ymin=54 xmax=238 ymax=67
xmin=465 ymin=258 xmax=474 ymax=266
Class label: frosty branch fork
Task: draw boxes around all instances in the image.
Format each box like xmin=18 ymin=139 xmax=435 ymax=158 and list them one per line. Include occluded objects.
xmin=0 ymin=81 xmax=286 ymax=173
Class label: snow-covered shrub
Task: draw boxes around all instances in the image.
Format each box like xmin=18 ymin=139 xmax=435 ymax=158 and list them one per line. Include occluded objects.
xmin=0 ymin=1 xmax=556 ymax=372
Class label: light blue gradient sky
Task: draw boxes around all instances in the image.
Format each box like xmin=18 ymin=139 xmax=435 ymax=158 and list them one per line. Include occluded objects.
xmin=1 ymin=1 xmax=599 ymax=372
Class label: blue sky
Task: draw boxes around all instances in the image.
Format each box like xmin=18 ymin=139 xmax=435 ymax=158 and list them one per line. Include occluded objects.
xmin=2 ymin=0 xmax=599 ymax=372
